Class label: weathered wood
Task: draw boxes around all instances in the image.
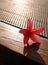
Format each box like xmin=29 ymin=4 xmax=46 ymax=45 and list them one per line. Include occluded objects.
xmin=0 ymin=0 xmax=48 ymax=37
xmin=0 ymin=22 xmax=48 ymax=65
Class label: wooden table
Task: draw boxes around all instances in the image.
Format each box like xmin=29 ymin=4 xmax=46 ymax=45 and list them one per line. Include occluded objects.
xmin=0 ymin=22 xmax=48 ymax=65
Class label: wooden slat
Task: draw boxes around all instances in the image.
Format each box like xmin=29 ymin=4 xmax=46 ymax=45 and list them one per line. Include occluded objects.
xmin=0 ymin=0 xmax=48 ymax=37
xmin=0 ymin=22 xmax=48 ymax=65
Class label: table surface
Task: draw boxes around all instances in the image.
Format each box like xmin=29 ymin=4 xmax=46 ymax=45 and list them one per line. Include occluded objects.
xmin=0 ymin=22 xmax=48 ymax=65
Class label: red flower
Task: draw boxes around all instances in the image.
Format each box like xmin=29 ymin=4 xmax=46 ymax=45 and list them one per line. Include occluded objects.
xmin=19 ymin=19 xmax=44 ymax=45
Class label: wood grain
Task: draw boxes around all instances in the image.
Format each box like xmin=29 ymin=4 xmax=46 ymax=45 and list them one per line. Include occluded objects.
xmin=0 ymin=22 xmax=48 ymax=65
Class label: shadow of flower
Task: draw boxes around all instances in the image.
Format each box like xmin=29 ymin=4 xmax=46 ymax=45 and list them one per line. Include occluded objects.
xmin=23 ymin=43 xmax=46 ymax=65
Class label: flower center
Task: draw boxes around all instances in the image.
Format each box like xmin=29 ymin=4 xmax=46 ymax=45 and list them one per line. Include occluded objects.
xmin=28 ymin=31 xmax=32 ymax=35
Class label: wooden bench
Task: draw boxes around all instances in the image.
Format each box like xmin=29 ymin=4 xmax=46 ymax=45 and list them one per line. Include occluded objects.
xmin=0 ymin=22 xmax=48 ymax=65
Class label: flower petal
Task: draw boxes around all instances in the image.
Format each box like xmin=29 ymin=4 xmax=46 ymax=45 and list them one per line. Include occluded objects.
xmin=24 ymin=35 xmax=29 ymax=45
xmin=32 ymin=27 xmax=44 ymax=34
xmin=30 ymin=35 xmax=40 ymax=43
xmin=27 ymin=19 xmax=33 ymax=31
xmin=19 ymin=29 xmax=27 ymax=35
